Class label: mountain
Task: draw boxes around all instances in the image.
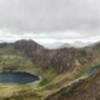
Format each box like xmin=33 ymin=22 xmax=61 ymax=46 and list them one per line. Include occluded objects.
xmin=0 ymin=39 xmax=100 ymax=100
xmin=13 ymin=39 xmax=100 ymax=73
xmin=61 ymin=41 xmax=93 ymax=48
xmin=71 ymin=41 xmax=92 ymax=48
xmin=43 ymin=41 xmax=92 ymax=49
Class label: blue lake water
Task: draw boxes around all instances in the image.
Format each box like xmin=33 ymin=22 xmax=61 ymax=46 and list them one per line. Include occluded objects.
xmin=0 ymin=71 xmax=39 ymax=84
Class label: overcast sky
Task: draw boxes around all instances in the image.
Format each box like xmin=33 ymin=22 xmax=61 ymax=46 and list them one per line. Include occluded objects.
xmin=0 ymin=0 xmax=100 ymax=44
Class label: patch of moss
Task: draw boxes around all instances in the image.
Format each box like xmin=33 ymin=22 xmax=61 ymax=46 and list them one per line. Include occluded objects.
xmin=39 ymin=78 xmax=50 ymax=86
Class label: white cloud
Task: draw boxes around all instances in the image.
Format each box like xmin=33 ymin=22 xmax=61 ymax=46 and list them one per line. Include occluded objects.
xmin=0 ymin=29 xmax=100 ymax=46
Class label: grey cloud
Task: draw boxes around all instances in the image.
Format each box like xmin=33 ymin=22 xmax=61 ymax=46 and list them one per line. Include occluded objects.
xmin=0 ymin=0 xmax=99 ymax=35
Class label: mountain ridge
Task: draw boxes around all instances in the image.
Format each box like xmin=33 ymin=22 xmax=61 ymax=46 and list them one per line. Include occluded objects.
xmin=12 ymin=39 xmax=100 ymax=73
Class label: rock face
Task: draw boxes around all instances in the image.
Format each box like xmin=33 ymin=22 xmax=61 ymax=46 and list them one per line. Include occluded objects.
xmin=45 ymin=70 xmax=100 ymax=100
xmin=14 ymin=40 xmax=100 ymax=73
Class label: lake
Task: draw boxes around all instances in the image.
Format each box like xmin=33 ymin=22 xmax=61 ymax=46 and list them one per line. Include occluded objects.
xmin=0 ymin=71 xmax=39 ymax=84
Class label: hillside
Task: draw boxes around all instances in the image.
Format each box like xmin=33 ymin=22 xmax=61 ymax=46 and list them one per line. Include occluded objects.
xmin=14 ymin=39 xmax=100 ymax=73
xmin=45 ymin=67 xmax=100 ymax=100
xmin=0 ymin=40 xmax=100 ymax=100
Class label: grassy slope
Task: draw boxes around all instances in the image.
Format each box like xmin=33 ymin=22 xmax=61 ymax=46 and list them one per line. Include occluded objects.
xmin=45 ymin=69 xmax=100 ymax=100
xmin=0 ymin=47 xmax=41 ymax=99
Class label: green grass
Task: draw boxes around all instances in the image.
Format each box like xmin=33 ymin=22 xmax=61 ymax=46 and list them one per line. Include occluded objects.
xmin=0 ymin=83 xmax=43 ymax=100
xmin=39 ymin=78 xmax=50 ymax=86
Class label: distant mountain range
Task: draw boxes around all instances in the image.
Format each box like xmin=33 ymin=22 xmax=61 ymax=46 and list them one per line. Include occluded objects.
xmin=61 ymin=41 xmax=93 ymax=48
xmin=43 ymin=41 xmax=93 ymax=49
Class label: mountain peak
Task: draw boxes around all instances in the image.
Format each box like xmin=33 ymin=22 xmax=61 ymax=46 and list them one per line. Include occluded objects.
xmin=15 ymin=39 xmax=44 ymax=49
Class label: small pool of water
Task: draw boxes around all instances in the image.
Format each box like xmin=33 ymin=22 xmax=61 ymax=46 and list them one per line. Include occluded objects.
xmin=0 ymin=71 xmax=39 ymax=84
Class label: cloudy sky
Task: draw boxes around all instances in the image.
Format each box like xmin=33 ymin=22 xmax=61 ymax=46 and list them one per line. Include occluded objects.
xmin=0 ymin=0 xmax=100 ymax=45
